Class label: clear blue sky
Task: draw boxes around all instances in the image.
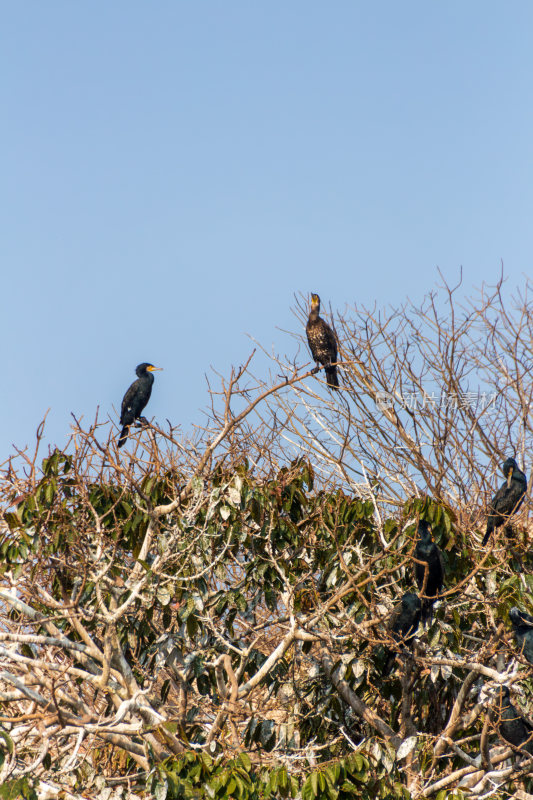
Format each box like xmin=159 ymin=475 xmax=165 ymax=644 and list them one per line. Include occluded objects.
xmin=2 ymin=2 xmax=532 ymax=460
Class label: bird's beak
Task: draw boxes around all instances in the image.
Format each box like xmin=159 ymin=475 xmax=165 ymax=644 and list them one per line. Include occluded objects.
xmin=507 ymin=467 xmax=513 ymax=488
xmin=148 ymin=366 xmax=163 ymax=372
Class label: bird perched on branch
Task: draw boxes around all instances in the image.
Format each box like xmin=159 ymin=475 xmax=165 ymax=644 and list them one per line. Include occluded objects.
xmin=509 ymin=607 xmax=533 ymax=665
xmin=414 ymin=520 xmax=444 ymax=625
xmin=482 ymin=458 xmax=527 ymax=545
xmin=382 ymin=592 xmax=421 ymax=676
xmin=118 ymin=363 xmax=162 ymax=448
xmin=305 ymin=293 xmax=339 ymax=390
xmin=495 ymin=686 xmax=533 ymax=756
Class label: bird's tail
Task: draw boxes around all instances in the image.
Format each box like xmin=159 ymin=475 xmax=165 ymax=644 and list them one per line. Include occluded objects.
xmin=326 ymin=366 xmax=339 ymax=390
xmin=118 ymin=425 xmax=129 ymax=448
xmin=482 ymin=522 xmax=493 ymax=547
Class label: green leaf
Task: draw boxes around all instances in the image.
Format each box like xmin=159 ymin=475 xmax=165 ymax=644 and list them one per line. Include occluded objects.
xmin=278 ymin=768 xmax=288 ymax=789
xmin=325 ymin=765 xmax=340 ymax=786
xmin=0 ymin=730 xmax=14 ymax=754
xmin=44 ymin=482 xmax=54 ymax=505
xmin=301 ymin=776 xmax=316 ymax=800
xmin=340 ymin=781 xmax=359 ymax=794
xmin=3 ymin=512 xmax=21 ymax=531
xmin=239 ymin=752 xmax=251 ymax=772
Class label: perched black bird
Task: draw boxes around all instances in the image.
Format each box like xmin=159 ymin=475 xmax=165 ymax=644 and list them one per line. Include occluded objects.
xmin=118 ymin=363 xmax=162 ymax=448
xmin=510 ymin=607 xmax=533 ymax=665
xmin=495 ymin=686 xmax=533 ymax=756
xmin=414 ymin=521 xmax=444 ymax=625
xmin=482 ymin=458 xmax=527 ymax=545
xmin=305 ymin=293 xmax=339 ymax=390
xmin=382 ymin=592 xmax=422 ymax=676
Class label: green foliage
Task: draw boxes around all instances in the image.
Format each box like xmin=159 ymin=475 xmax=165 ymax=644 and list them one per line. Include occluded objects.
xmin=0 ymin=777 xmax=38 ymax=800
xmin=146 ymin=751 xmax=378 ymax=800
xmin=1 ymin=445 xmax=532 ymax=798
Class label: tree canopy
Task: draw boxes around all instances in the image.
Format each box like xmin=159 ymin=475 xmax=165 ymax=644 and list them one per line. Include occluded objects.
xmin=0 ymin=276 xmax=532 ymax=800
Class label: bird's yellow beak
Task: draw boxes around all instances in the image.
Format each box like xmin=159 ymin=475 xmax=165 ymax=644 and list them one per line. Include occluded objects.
xmin=507 ymin=466 xmax=513 ymax=488
xmin=148 ymin=366 xmax=163 ymax=372
xmin=311 ymin=293 xmax=319 ymax=304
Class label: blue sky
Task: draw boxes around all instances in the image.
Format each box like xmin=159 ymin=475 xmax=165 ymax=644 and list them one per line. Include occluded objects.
xmin=2 ymin=2 xmax=532 ymax=460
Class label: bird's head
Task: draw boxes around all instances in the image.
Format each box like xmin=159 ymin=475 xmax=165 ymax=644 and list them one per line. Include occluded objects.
xmin=491 ymin=685 xmax=511 ymax=711
xmin=310 ymin=293 xmax=321 ymax=311
xmin=502 ymin=457 xmax=519 ymax=488
xmin=136 ymin=363 xmax=163 ymax=377
xmin=510 ymin=607 xmax=525 ymax=627
xmin=417 ymin=520 xmax=432 ymax=542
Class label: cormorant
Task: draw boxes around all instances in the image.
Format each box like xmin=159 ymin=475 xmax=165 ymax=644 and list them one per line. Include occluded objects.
xmin=118 ymin=363 xmax=162 ymax=448
xmin=495 ymin=686 xmax=533 ymax=756
xmin=414 ymin=520 xmax=444 ymax=625
xmin=305 ymin=293 xmax=339 ymax=390
xmin=510 ymin=607 xmax=533 ymax=665
xmin=382 ymin=592 xmax=422 ymax=676
xmin=482 ymin=458 xmax=527 ymax=545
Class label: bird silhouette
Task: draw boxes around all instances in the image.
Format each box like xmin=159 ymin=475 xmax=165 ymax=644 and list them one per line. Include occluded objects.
xmin=509 ymin=607 xmax=533 ymax=665
xmin=414 ymin=521 xmax=444 ymax=625
xmin=495 ymin=686 xmax=533 ymax=756
xmin=482 ymin=458 xmax=527 ymax=546
xmin=306 ymin=293 xmax=339 ymax=390
xmin=118 ymin=363 xmax=162 ymax=448
xmin=382 ymin=592 xmax=421 ymax=676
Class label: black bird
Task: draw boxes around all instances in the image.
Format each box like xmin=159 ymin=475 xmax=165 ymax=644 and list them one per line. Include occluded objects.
xmin=495 ymin=686 xmax=533 ymax=756
xmin=414 ymin=521 xmax=444 ymax=625
xmin=482 ymin=458 xmax=527 ymax=546
xmin=382 ymin=592 xmax=422 ymax=676
xmin=305 ymin=293 xmax=339 ymax=390
xmin=510 ymin=607 xmax=533 ymax=665
xmin=118 ymin=363 xmax=162 ymax=448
